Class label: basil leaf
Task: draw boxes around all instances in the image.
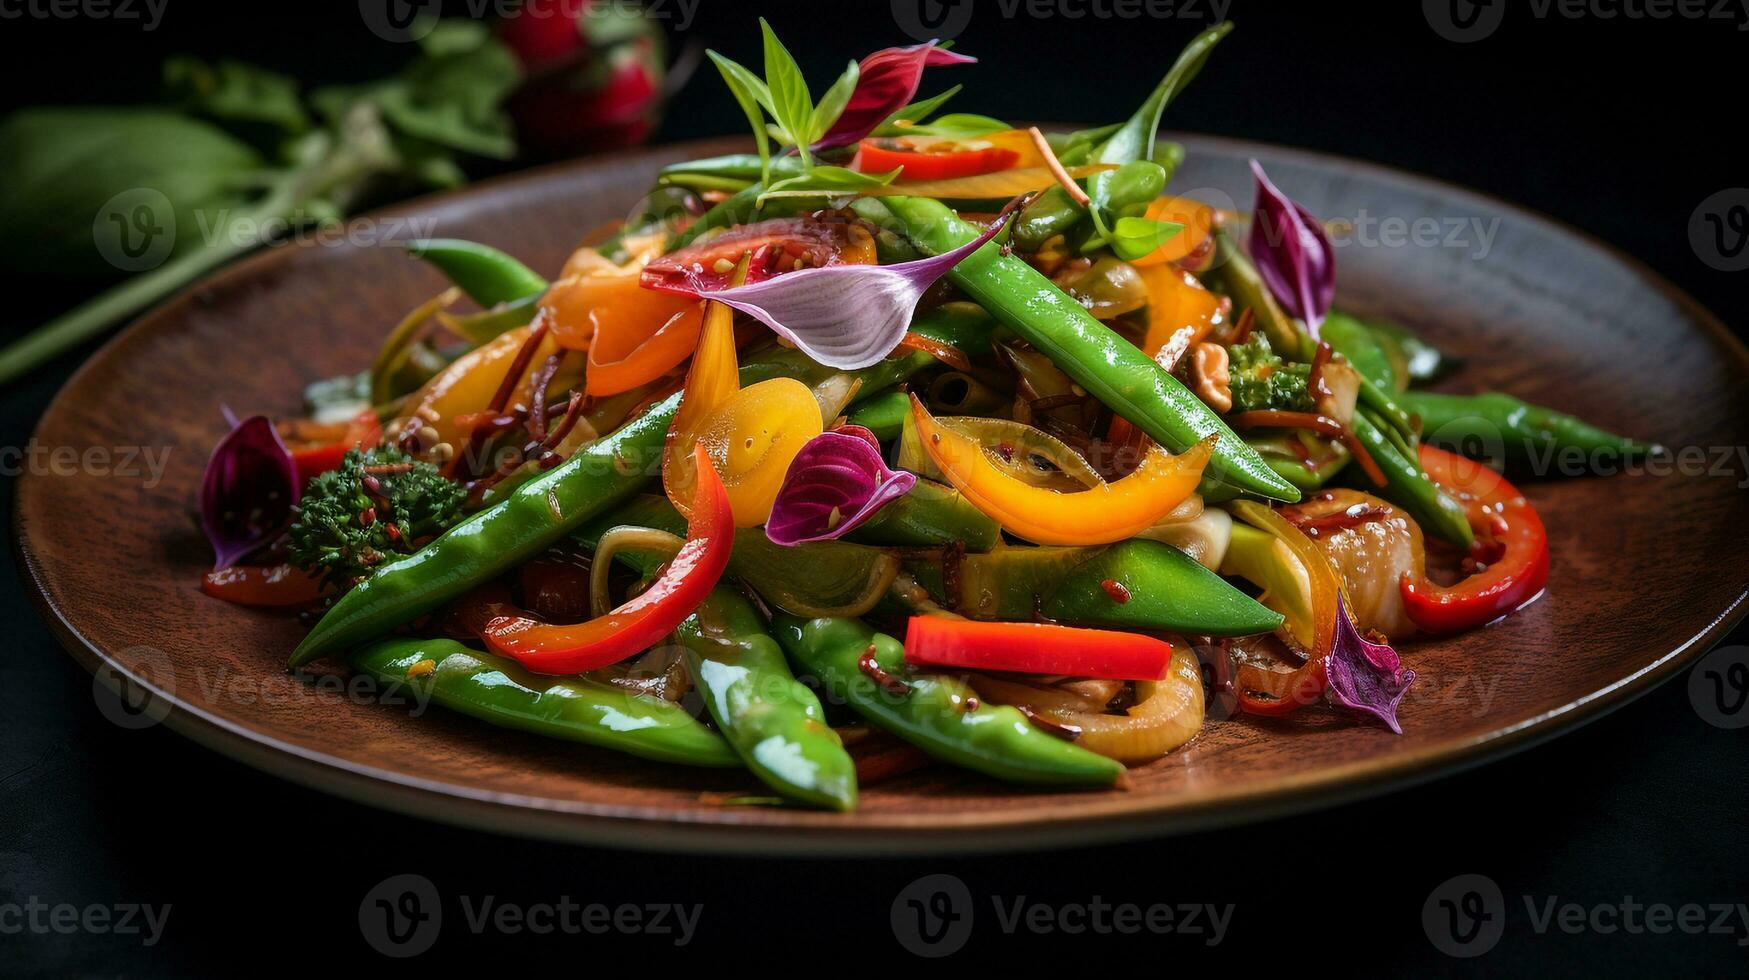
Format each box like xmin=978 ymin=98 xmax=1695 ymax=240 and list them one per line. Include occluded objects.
xmin=1111 ymin=216 xmax=1184 ymax=260
xmin=760 ymin=18 xmax=813 ymax=155
xmin=809 ymin=61 xmax=860 ymax=146
xmin=759 ymin=165 xmax=900 ymax=201
xmin=873 ymin=85 xmax=962 ymax=133
xmin=707 ymin=50 xmax=773 ymax=179
xmin=1093 ymin=21 xmax=1231 ymax=166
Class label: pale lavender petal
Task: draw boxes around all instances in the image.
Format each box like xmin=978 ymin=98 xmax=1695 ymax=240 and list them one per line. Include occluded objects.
xmin=1248 ymin=160 xmax=1335 ymax=338
xmin=1325 ymin=593 xmax=1415 ymax=733
xmin=695 ymin=209 xmax=1013 ymax=370
xmin=767 ymin=430 xmax=917 ymax=545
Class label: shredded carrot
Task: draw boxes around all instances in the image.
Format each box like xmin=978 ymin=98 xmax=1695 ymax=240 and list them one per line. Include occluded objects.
xmin=1027 ymin=127 xmax=1091 ymax=207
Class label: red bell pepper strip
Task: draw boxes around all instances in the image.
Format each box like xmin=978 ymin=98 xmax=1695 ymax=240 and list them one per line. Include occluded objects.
xmin=482 ymin=443 xmax=734 ymax=674
xmin=201 ymin=563 xmax=327 ymax=607
xmin=288 ymin=408 xmax=380 ymax=485
xmin=1399 ymin=444 xmax=1549 ymax=633
xmin=856 ymin=139 xmax=1019 ymax=181
xmin=903 ymin=616 xmax=1175 ymax=681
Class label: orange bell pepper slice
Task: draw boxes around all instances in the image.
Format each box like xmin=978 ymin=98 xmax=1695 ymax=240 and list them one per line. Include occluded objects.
xmin=1137 ymin=266 xmax=1223 ymax=370
xmin=1128 ymin=196 xmax=1215 ymax=269
xmin=909 ymin=394 xmax=1211 ymax=546
xmin=283 ymin=408 xmax=381 ymax=485
xmin=482 ymin=443 xmax=734 ymax=674
xmin=539 ymin=272 xmax=703 ymax=396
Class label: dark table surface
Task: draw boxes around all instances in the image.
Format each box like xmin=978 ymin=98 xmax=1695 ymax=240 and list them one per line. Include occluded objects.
xmin=2 ymin=2 xmax=1746 ymax=973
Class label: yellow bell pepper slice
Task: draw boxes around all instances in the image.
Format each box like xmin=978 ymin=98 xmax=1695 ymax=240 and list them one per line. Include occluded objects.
xmin=909 ymin=394 xmax=1211 ymax=546
xmin=403 ymin=322 xmax=560 ymax=455
xmin=697 ymin=378 xmax=822 ymax=527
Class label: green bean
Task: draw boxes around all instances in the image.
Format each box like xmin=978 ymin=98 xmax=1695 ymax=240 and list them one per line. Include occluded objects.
xmin=677 ymin=588 xmax=857 ymax=809
xmin=1351 ymin=410 xmax=1474 ymax=547
xmin=865 ymin=195 xmax=1298 ymax=502
xmin=844 ymin=390 xmax=910 ymax=441
xmin=846 ymin=478 xmax=1003 ymax=551
xmin=405 ymin=239 xmax=547 ymax=308
xmin=349 ymin=637 xmax=738 ymax=767
xmin=1399 ymin=390 xmax=1658 ymax=466
xmin=770 ymin=614 xmax=1125 ymax=788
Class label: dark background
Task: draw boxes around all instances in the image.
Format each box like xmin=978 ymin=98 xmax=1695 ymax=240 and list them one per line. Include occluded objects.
xmin=3 ymin=0 xmax=1745 ymax=973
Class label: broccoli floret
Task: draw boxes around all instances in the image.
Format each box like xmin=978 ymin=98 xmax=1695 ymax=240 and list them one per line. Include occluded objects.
xmin=289 ymin=447 xmax=465 ymax=592
xmin=1226 ymin=333 xmax=1314 ymax=414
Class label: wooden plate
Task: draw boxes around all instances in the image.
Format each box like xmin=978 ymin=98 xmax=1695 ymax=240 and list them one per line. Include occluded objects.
xmin=16 ymin=135 xmax=1748 ymax=854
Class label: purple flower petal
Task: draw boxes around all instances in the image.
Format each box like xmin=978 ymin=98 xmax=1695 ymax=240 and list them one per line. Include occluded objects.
xmin=200 ymin=414 xmax=300 ymax=570
xmin=1325 ymin=593 xmax=1415 ymax=733
xmin=1248 ymin=160 xmax=1335 ymax=338
xmin=692 ymin=208 xmax=1015 ymax=370
xmin=814 ymin=41 xmax=977 ymax=152
xmin=766 ymin=430 xmax=917 ymax=545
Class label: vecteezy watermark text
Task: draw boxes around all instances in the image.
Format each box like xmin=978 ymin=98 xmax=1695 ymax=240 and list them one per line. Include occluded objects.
xmin=890 ymin=0 xmax=1230 ymax=42
xmin=0 ymin=441 xmax=171 ymax=488
xmin=0 ymin=0 xmax=167 ymax=30
xmin=891 ymin=873 xmax=1232 ymax=956
xmin=359 ymin=874 xmax=700 ymax=956
xmin=359 ymin=0 xmax=698 ymax=43
xmin=1424 ymin=874 xmax=1749 ymax=956
xmin=0 ymin=898 xmax=172 ymax=946
xmin=1425 ymin=0 xmax=1749 ymax=42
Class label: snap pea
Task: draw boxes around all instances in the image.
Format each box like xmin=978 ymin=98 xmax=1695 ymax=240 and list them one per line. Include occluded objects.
xmin=349 ymin=637 xmax=738 ymax=767
xmin=770 ymin=614 xmax=1125 ymax=787
xmin=844 ymin=389 xmax=910 ymax=441
xmin=846 ymin=478 xmax=1002 ymax=551
xmin=676 ymin=588 xmax=857 ymax=810
xmin=1362 ymin=313 xmax=1461 ymax=386
xmin=1040 ymin=539 xmax=1284 ymax=635
xmin=1398 ymin=390 xmax=1658 ymax=465
xmin=865 ymin=195 xmax=1298 ymax=502
xmin=907 ymin=538 xmax=1282 ymax=634
xmin=1014 ymin=186 xmax=1086 ymax=251
xmin=291 ymin=309 xmax=991 ymax=666
xmin=659 ymin=153 xmax=804 ymax=186
xmin=1319 ymin=310 xmax=1400 ymax=391
xmin=405 ymin=239 xmax=547 ymax=308
xmin=1351 ymin=409 xmax=1474 ymax=548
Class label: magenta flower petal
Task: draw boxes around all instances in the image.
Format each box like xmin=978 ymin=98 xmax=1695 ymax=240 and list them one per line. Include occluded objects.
xmin=200 ymin=414 xmax=300 ymax=570
xmin=766 ymin=430 xmax=917 ymax=545
xmin=814 ymin=41 xmax=977 ymax=151
xmin=1248 ymin=159 xmax=1335 ymax=338
xmin=1325 ymin=594 xmax=1415 ymax=733
xmin=691 ymin=208 xmax=1014 ymax=370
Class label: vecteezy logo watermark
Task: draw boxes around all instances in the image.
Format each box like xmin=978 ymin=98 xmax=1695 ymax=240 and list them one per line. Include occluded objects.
xmin=892 ymin=874 xmax=975 ymax=957
xmin=1425 ymin=874 xmax=1749 ymax=955
xmin=891 ymin=0 xmax=1229 ymax=42
xmin=1423 ymin=0 xmax=1507 ymax=42
xmin=1690 ymin=189 xmax=1749 ymax=272
xmin=360 ymin=874 xmax=443 ymax=957
xmin=1424 ymin=873 xmax=1507 ymax=957
xmin=91 ymin=650 xmax=176 ymax=730
xmin=892 ymin=0 xmax=977 ymax=40
xmin=890 ymin=874 xmax=1233 ymax=957
xmin=359 ymin=0 xmax=442 ymax=43
xmin=0 ymin=898 xmax=172 ymax=946
xmin=93 ymin=188 xmax=175 ymax=273
xmin=0 ymin=0 xmax=167 ymax=30
xmin=358 ymin=875 xmax=702 ymax=955
xmin=1689 ymin=644 xmax=1749 ymax=729
xmin=1427 ymin=0 xmax=1749 ymax=41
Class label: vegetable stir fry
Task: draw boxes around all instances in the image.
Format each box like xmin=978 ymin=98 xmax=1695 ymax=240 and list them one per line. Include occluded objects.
xmin=199 ymin=21 xmax=1657 ymax=810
